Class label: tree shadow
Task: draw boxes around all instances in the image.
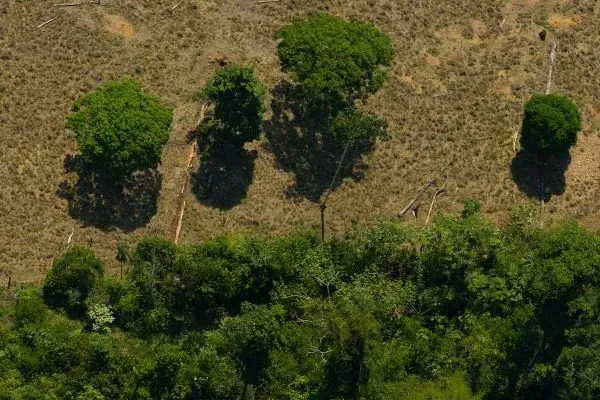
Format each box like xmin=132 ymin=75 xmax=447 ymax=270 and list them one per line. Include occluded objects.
xmin=57 ymin=155 xmax=161 ymax=232
xmin=263 ymin=81 xmax=372 ymax=202
xmin=511 ymin=150 xmax=571 ymax=202
xmin=191 ymin=144 xmax=256 ymax=210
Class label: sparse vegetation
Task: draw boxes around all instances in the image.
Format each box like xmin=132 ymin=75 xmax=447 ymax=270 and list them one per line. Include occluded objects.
xmin=68 ymin=79 xmax=173 ymax=180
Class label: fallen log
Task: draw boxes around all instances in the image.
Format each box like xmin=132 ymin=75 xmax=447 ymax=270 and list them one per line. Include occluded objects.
xmin=398 ymin=180 xmax=436 ymax=218
xmin=36 ymin=17 xmax=58 ymax=29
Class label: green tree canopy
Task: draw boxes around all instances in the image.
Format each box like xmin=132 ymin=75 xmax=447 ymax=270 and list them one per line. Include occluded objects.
xmin=68 ymin=79 xmax=173 ymax=180
xmin=42 ymin=246 xmax=104 ymax=317
xmin=276 ymin=13 xmax=394 ymax=109
xmin=200 ymin=65 xmax=265 ymax=148
xmin=8 ymin=211 xmax=600 ymax=399
xmin=520 ymin=94 xmax=581 ymax=156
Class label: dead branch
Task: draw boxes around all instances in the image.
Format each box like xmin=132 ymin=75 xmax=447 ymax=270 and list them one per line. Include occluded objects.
xmin=67 ymin=226 xmax=74 ymax=248
xmin=398 ymin=180 xmax=437 ymax=217
xmin=173 ymin=104 xmax=206 ymax=244
xmin=279 ymin=293 xmax=312 ymax=300
xmin=307 ymin=333 xmax=332 ymax=360
xmin=195 ymin=103 xmax=207 ymax=128
xmin=174 ymin=201 xmax=186 ymax=245
xmin=54 ymin=2 xmax=82 ymax=6
xmin=36 ymin=17 xmax=58 ymax=29
xmin=425 ymin=183 xmax=447 ymax=225
xmin=545 ymin=42 xmax=557 ymax=95
xmin=502 ymin=130 xmax=519 ymax=151
xmin=256 ymin=0 xmax=280 ymax=3
xmin=411 ymin=202 xmax=420 ymax=218
xmin=172 ymin=1 xmax=183 ymax=10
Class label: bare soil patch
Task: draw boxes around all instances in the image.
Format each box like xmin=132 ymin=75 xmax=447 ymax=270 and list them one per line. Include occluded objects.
xmin=103 ymin=14 xmax=135 ymax=38
xmin=548 ymin=14 xmax=580 ymax=29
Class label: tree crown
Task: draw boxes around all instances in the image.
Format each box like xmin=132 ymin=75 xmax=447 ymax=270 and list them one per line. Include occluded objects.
xmin=200 ymin=65 xmax=265 ymax=147
xmin=68 ymin=79 xmax=173 ymax=179
xmin=42 ymin=246 xmax=104 ymax=317
xmin=520 ymin=94 xmax=581 ymax=156
xmin=276 ymin=13 xmax=394 ymax=108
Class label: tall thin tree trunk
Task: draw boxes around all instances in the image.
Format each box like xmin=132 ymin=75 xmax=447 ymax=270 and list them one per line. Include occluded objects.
xmin=320 ymin=142 xmax=351 ymax=241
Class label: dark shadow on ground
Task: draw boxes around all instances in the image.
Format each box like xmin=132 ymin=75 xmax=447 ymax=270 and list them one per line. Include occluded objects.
xmin=57 ymin=155 xmax=161 ymax=232
xmin=191 ymin=144 xmax=256 ymax=210
xmin=263 ymin=81 xmax=372 ymax=202
xmin=511 ymin=150 xmax=571 ymax=202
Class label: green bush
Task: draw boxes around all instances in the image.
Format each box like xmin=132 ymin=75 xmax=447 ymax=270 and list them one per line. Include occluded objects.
xmin=68 ymin=79 xmax=173 ymax=180
xmin=43 ymin=246 xmax=104 ymax=317
xmin=520 ymin=94 xmax=581 ymax=156
xmin=200 ymin=65 xmax=265 ymax=149
xmin=276 ymin=13 xmax=393 ymax=109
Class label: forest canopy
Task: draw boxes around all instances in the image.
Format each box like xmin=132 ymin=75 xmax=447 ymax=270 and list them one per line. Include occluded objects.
xmin=2 ymin=206 xmax=600 ymax=399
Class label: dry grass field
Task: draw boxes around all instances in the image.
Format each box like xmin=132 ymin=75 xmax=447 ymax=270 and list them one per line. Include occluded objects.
xmin=1 ymin=0 xmax=600 ymax=284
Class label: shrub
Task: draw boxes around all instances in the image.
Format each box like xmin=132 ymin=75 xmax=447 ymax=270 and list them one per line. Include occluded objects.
xmin=43 ymin=246 xmax=104 ymax=317
xmin=520 ymin=95 xmax=581 ymax=156
xmin=68 ymin=79 xmax=173 ymax=180
xmin=461 ymin=199 xmax=482 ymax=218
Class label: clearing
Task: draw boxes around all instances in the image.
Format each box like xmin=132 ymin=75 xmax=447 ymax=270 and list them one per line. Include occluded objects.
xmin=1 ymin=0 xmax=599 ymax=284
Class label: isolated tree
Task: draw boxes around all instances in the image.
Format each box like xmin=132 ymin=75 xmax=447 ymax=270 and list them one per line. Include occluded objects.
xmin=43 ymin=246 xmax=104 ymax=317
xmin=68 ymin=79 xmax=173 ymax=180
xmin=276 ymin=13 xmax=394 ymax=109
xmin=520 ymin=95 xmax=581 ymax=157
xmin=200 ymin=65 xmax=265 ymax=148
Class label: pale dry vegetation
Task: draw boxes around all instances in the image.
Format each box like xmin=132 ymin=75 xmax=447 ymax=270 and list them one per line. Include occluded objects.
xmin=1 ymin=0 xmax=600 ymax=283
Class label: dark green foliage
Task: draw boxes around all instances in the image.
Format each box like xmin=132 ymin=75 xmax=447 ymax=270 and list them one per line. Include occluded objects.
xmin=520 ymin=95 xmax=581 ymax=156
xmin=213 ymin=303 xmax=283 ymax=389
xmin=200 ymin=65 xmax=265 ymax=149
xmin=68 ymin=79 xmax=173 ymax=180
xmin=42 ymin=247 xmax=104 ymax=317
xmin=4 ymin=213 xmax=600 ymax=399
xmin=276 ymin=13 xmax=394 ymax=109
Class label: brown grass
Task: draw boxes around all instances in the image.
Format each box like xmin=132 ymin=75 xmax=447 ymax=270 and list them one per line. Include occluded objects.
xmin=1 ymin=0 xmax=600 ymax=284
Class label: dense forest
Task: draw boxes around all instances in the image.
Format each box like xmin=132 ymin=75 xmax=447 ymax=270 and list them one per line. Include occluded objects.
xmin=2 ymin=203 xmax=600 ymax=399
